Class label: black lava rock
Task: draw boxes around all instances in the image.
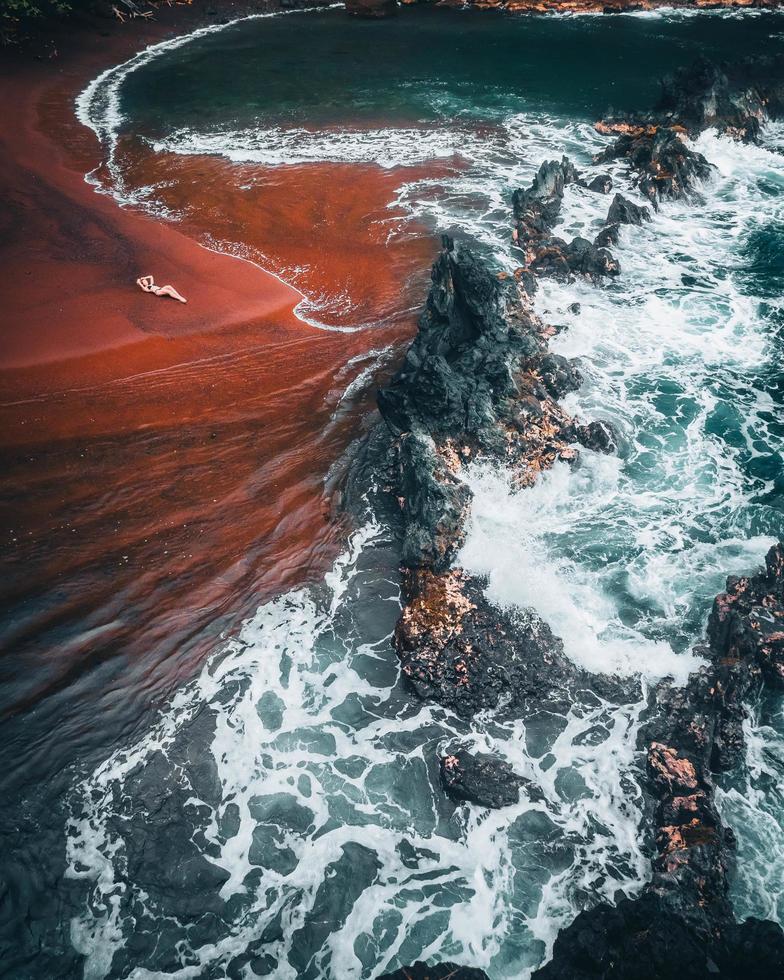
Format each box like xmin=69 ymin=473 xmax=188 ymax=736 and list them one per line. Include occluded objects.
xmin=439 ymin=749 xmax=526 ymax=808
xmin=593 ymin=223 xmax=620 ymax=249
xmin=539 ymin=352 xmax=583 ymax=399
xmin=657 ymin=54 xmax=784 ymax=143
xmin=606 ymin=192 xmax=651 ymax=226
xmin=512 ymin=157 xmax=582 ymax=242
xmin=587 ymin=173 xmax=613 ymax=194
xmin=575 ymin=419 xmax=619 ymax=455
xmin=535 ymin=543 xmax=784 ymax=980
xmin=595 ymin=127 xmax=713 ymax=210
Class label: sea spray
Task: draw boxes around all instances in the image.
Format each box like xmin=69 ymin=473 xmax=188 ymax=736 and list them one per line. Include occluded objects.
xmin=65 ymin=524 xmax=649 ymax=979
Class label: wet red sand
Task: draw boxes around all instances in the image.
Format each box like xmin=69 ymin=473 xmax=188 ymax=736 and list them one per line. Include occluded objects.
xmin=0 ymin=14 xmax=442 ymax=773
xmin=115 ymin=137 xmax=451 ymax=330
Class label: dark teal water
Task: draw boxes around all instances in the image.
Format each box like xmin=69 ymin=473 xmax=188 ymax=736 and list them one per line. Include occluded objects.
xmin=120 ymin=8 xmax=783 ymax=131
xmin=45 ymin=7 xmax=784 ymax=979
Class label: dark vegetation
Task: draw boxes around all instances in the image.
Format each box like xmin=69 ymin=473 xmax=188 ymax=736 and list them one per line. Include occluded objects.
xmin=0 ymin=0 xmax=161 ymax=44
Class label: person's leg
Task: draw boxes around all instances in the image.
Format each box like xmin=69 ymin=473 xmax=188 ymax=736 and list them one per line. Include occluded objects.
xmin=155 ymin=285 xmax=187 ymax=303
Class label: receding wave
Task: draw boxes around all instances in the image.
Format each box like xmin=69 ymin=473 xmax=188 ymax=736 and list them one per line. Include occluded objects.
xmin=150 ymin=124 xmax=485 ymax=170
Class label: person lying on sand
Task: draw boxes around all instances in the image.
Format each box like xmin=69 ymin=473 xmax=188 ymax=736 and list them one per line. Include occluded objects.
xmin=136 ymin=275 xmax=187 ymax=304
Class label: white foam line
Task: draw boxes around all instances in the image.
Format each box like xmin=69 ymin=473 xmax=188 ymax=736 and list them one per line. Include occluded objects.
xmin=75 ymin=4 xmax=342 ymax=146
xmin=73 ymin=4 xmax=345 ymax=335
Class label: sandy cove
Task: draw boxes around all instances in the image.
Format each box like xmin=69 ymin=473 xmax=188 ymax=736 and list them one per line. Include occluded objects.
xmin=0 ymin=5 xmax=439 ymax=785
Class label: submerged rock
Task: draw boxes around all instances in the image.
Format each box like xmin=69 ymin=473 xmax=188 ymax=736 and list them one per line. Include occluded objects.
xmin=656 ymin=54 xmax=784 ymax=143
xmin=345 ymin=0 xmax=398 ymax=15
xmin=378 ymin=964 xmax=489 ymax=980
xmin=606 ymin=192 xmax=651 ymax=226
xmin=439 ymin=749 xmax=529 ymax=808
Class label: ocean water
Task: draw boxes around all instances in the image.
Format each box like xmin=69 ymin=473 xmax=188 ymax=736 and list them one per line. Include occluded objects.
xmin=54 ymin=7 xmax=784 ymax=978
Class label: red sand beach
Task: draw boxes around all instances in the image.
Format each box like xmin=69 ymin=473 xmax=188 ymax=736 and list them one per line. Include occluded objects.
xmin=0 ymin=7 xmax=438 ymax=776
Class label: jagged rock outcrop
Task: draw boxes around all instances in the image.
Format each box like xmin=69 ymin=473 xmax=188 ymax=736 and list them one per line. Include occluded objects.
xmin=593 ymin=54 xmax=784 ymax=209
xmin=589 ymin=193 xmax=651 ymax=250
xmin=377 ymin=235 xmax=585 ymax=573
xmin=512 ymin=158 xmax=621 ymax=281
xmin=512 ymin=157 xmax=581 ymax=242
xmin=657 ymin=55 xmax=784 ymax=143
xmin=528 ymin=235 xmax=620 ymax=282
xmin=594 ymin=125 xmax=713 ymax=209
xmin=593 ymin=223 xmax=619 ymax=249
xmin=573 ymin=419 xmax=618 ymax=454
xmin=396 ymin=568 xmax=586 ymax=719
xmin=395 ymin=432 xmax=473 ymax=572
xmin=533 ymin=544 xmax=784 ymax=979
xmin=376 ymin=236 xmax=624 ymax=722
xmin=378 ymin=237 xmax=547 ymax=452
xmin=439 ymin=748 xmax=535 ymax=808
xmin=606 ymin=193 xmax=651 ymax=226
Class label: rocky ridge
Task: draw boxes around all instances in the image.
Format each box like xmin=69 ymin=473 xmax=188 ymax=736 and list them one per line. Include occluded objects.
xmin=537 ymin=547 xmax=784 ymax=979
xmin=376 ymin=226 xmax=627 ymax=722
xmin=370 ymin=55 xmax=784 ymax=980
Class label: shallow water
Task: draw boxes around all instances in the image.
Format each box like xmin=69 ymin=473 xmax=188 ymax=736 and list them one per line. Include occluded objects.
xmin=6 ymin=6 xmax=784 ymax=979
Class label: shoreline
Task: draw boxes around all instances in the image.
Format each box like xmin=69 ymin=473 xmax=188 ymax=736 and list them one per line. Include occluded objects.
xmin=1 ymin=6 xmax=783 ymax=978
xmin=0 ymin=1 xmax=430 ymax=785
xmin=0 ymin=10 xmax=306 ymax=373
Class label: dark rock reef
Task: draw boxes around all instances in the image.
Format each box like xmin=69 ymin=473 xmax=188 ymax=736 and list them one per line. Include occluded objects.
xmin=594 ymin=123 xmax=713 ymax=209
xmin=366 ymin=53 xmax=784 ymax=980
xmin=396 ymin=568 xmax=584 ymax=720
xmin=512 ymin=157 xmax=621 ymax=281
xmin=377 ymin=233 xmax=582 ymax=574
xmin=595 ymin=54 xmax=784 ymax=208
xmin=375 ymin=234 xmax=627 ymax=729
xmin=535 ymin=545 xmax=784 ymax=980
xmin=439 ymin=748 xmax=531 ymax=809
xmin=657 ymin=55 xmax=784 ymax=143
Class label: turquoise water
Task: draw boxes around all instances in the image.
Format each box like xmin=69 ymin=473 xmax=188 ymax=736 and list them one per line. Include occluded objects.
xmin=64 ymin=8 xmax=784 ymax=979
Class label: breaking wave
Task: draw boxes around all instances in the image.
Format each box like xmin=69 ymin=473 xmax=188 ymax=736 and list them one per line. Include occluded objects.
xmin=65 ymin=524 xmax=648 ymax=979
xmin=67 ymin=9 xmax=784 ymax=976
